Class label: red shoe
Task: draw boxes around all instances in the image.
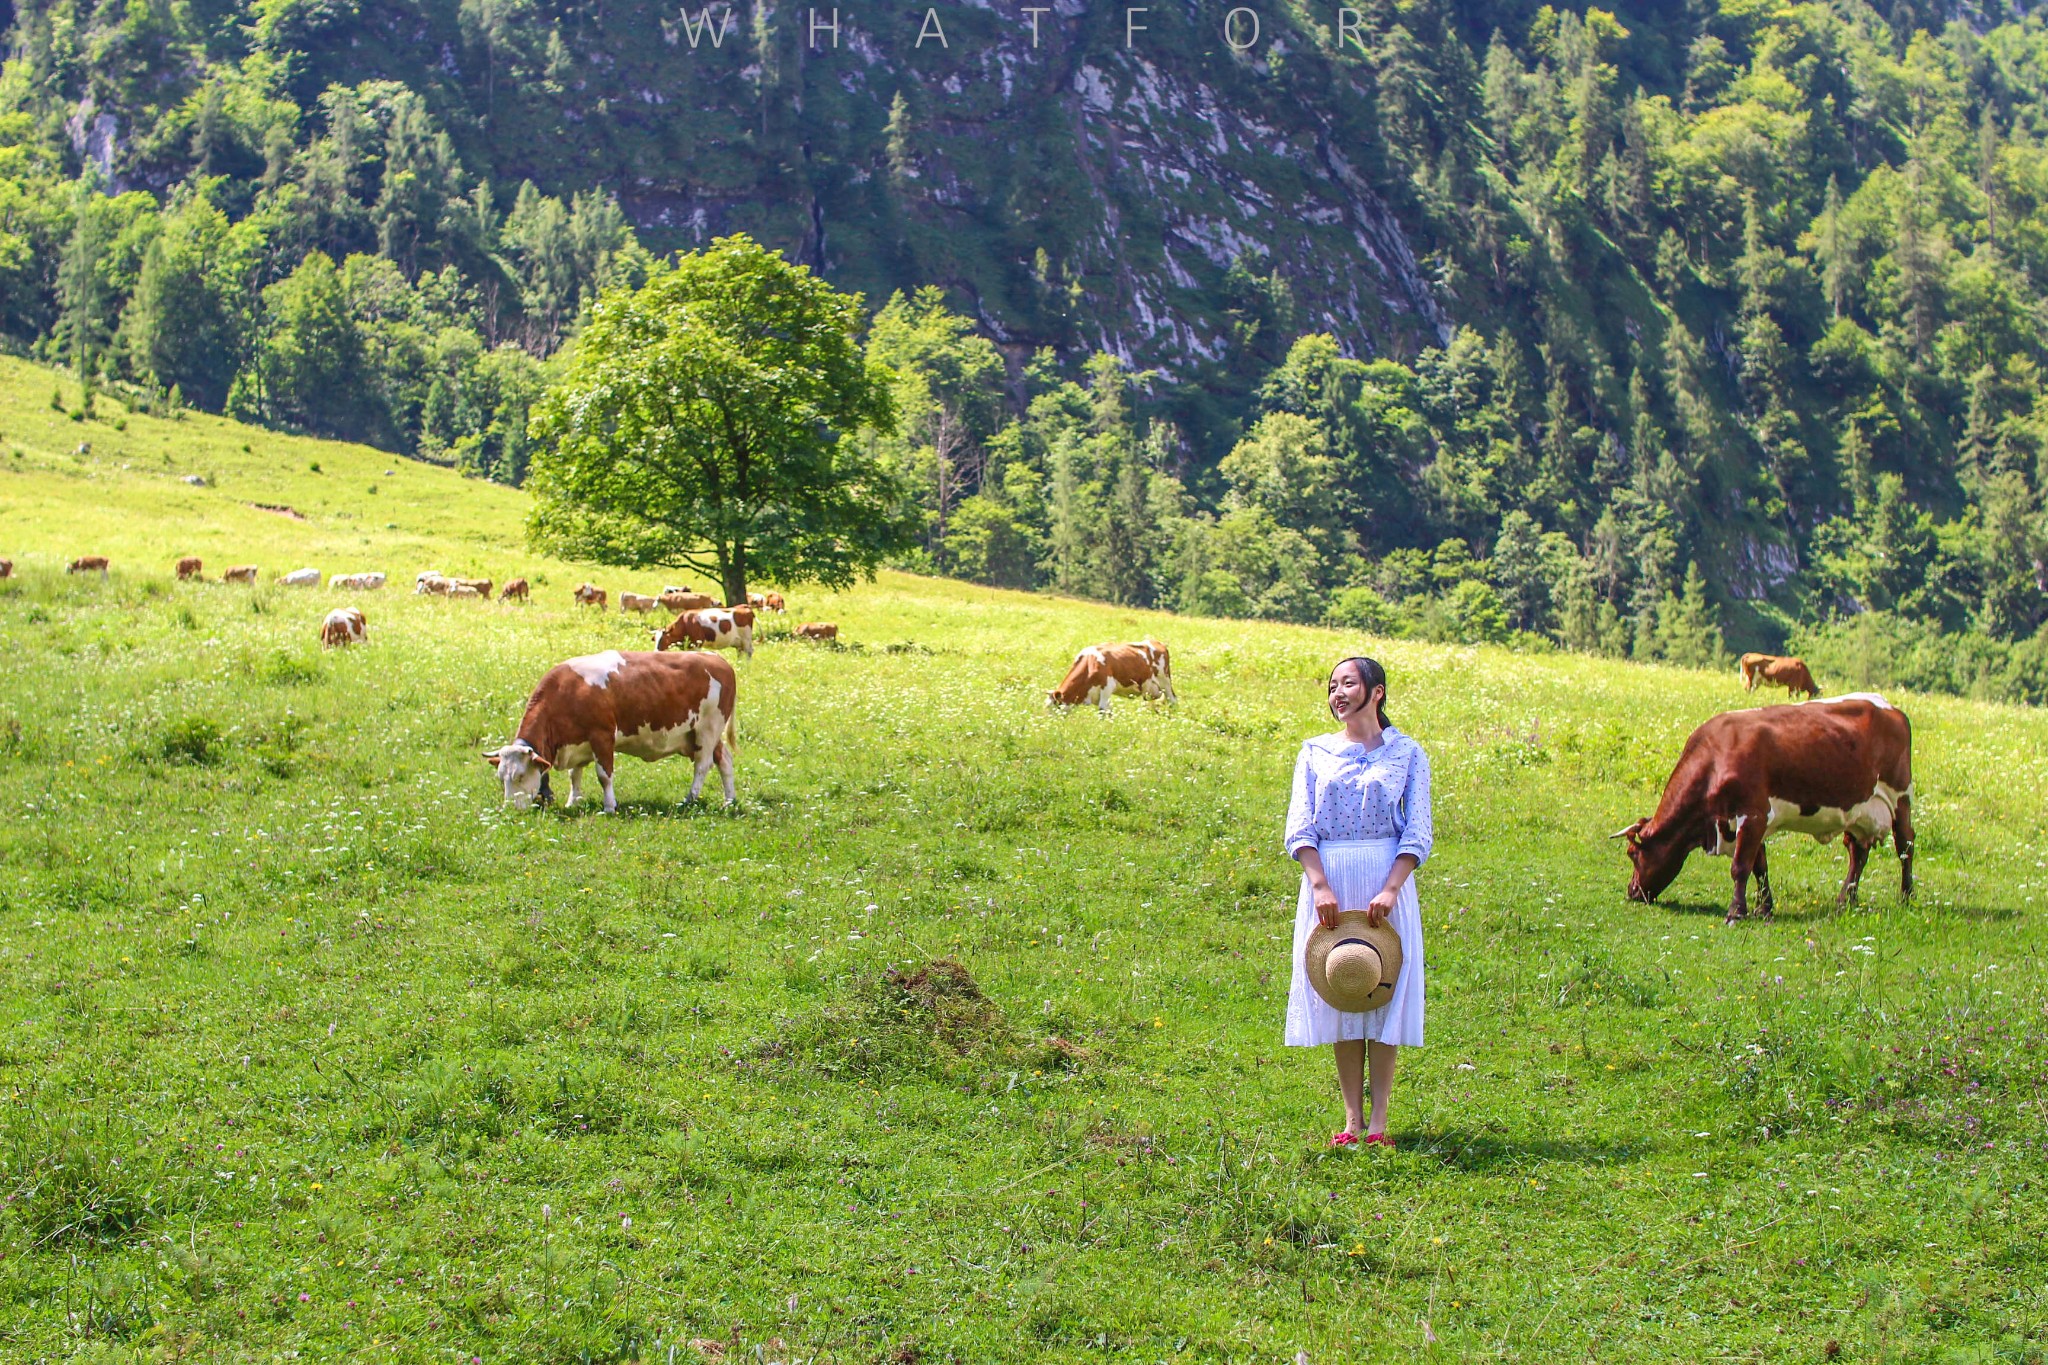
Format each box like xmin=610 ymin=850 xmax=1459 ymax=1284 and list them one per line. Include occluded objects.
xmin=1363 ymin=1133 xmax=1396 ymax=1150
xmin=1330 ymin=1131 xmax=1360 ymax=1148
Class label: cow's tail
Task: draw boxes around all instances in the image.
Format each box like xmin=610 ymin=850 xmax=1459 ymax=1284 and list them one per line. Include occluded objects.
xmin=722 ymin=705 xmax=739 ymax=761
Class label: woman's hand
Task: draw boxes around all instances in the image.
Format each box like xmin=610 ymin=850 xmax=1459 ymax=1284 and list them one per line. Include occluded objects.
xmin=1364 ymin=887 xmax=1398 ymax=927
xmin=1311 ymin=878 xmax=1341 ymax=929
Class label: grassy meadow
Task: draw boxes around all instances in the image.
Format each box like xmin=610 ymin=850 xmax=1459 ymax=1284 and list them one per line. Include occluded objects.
xmin=1 ymin=358 xmax=2047 ymax=1362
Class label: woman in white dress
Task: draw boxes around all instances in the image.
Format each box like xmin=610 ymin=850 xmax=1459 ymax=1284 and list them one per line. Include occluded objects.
xmin=1284 ymin=656 xmax=1433 ymax=1148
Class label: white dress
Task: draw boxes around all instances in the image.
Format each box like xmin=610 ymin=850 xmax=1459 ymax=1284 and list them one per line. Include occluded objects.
xmin=1282 ymin=728 xmax=1433 ymax=1048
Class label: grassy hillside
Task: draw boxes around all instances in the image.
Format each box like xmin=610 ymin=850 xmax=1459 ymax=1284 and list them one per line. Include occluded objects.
xmin=1 ymin=356 xmax=2046 ymax=1362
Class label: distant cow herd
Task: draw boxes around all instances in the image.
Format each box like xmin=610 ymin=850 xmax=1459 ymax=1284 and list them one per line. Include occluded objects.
xmin=12 ymin=552 xmax=1919 ymax=920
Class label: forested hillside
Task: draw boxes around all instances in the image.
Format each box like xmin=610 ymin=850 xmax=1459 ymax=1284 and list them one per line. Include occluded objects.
xmin=2 ymin=0 xmax=2046 ymax=695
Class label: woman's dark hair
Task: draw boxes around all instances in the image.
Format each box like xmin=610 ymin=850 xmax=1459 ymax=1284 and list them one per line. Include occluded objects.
xmin=1330 ymin=656 xmax=1392 ymax=727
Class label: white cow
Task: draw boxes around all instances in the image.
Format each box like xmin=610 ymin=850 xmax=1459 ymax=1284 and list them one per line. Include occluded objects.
xmin=278 ymin=567 xmax=320 ymax=587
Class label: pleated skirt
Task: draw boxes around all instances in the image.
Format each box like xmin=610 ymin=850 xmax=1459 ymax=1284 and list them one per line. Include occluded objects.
xmin=1284 ymin=838 xmax=1426 ymax=1047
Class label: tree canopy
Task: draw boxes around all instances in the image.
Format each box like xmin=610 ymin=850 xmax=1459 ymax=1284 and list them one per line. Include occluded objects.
xmin=526 ymin=234 xmax=909 ymax=603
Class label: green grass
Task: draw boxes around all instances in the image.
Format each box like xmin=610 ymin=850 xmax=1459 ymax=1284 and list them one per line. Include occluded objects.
xmin=1 ymin=356 xmax=2047 ymax=1362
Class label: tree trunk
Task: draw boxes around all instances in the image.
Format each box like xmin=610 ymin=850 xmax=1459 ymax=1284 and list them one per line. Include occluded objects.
xmin=721 ymin=548 xmax=747 ymax=608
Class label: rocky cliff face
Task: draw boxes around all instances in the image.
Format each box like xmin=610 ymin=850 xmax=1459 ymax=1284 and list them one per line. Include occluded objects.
xmin=278 ymin=0 xmax=1445 ymax=374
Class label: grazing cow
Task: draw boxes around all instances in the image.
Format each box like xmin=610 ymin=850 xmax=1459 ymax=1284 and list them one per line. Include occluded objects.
xmin=654 ymin=606 xmax=755 ymax=658
xmin=574 ymin=583 xmax=608 ymax=609
xmin=175 ymin=556 xmax=203 ymax=581
xmin=0 ymin=558 xmax=11 ymax=579
xmin=795 ymin=622 xmax=838 ymax=641
xmin=278 ymin=567 xmax=320 ymax=587
xmin=1049 ymin=641 xmax=1177 ymax=713
xmin=415 ymin=571 xmax=450 ymax=595
xmin=499 ymin=578 xmax=529 ymax=602
xmin=486 ymin=650 xmax=738 ymax=811
xmin=223 ymin=565 xmax=258 ymax=585
xmin=1739 ymin=652 xmax=1821 ymax=699
xmin=321 ymin=607 xmax=367 ymax=648
xmin=659 ymin=587 xmax=715 ymax=612
xmin=68 ymin=556 xmax=110 ymax=578
xmin=329 ymin=572 xmax=386 ymax=591
xmin=452 ymin=577 xmax=492 ymax=599
xmin=449 ymin=583 xmax=482 ymax=599
xmin=620 ymin=592 xmax=659 ymax=614
xmin=1612 ymin=694 xmax=1914 ymax=924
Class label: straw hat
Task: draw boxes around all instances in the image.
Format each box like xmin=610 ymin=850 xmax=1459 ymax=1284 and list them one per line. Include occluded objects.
xmin=1304 ymin=912 xmax=1404 ymax=1013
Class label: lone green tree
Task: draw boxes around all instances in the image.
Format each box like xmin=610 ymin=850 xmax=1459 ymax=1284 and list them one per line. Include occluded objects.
xmin=527 ymin=234 xmax=910 ymax=605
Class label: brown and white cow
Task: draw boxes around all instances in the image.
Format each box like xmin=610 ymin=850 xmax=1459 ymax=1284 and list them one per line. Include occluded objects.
xmin=737 ymin=590 xmax=786 ymax=613
xmin=223 ymin=564 xmax=258 ymax=585
xmin=416 ymin=571 xmax=451 ymax=595
xmin=1049 ymin=640 xmax=1177 ymax=714
xmin=659 ymin=587 xmax=715 ymax=612
xmin=448 ymin=583 xmax=483 ymax=599
xmin=175 ymin=556 xmax=203 ymax=581
xmin=1612 ymin=694 xmax=1914 ymax=923
xmin=321 ymin=607 xmax=367 ymax=648
xmin=329 ymin=572 xmax=386 ymax=591
xmin=620 ymin=592 xmax=659 ymax=614
xmin=795 ymin=622 xmax=838 ymax=641
xmin=69 ymin=556 xmax=109 ymax=578
xmin=499 ymin=578 xmax=529 ymax=603
xmin=0 ymin=558 xmax=12 ymax=579
xmin=453 ymin=577 xmax=492 ymax=599
xmin=1738 ymin=652 xmax=1821 ymax=699
xmin=653 ymin=606 xmax=756 ymax=658
xmin=486 ymin=649 xmax=738 ymax=811
xmin=574 ymin=583 xmax=608 ymax=609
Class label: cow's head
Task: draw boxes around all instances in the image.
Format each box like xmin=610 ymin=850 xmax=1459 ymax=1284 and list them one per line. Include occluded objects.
xmin=1611 ymin=817 xmax=1686 ymax=903
xmin=485 ymin=739 xmax=552 ymax=808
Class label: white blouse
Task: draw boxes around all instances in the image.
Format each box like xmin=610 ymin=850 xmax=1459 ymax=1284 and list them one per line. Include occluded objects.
xmin=1283 ymin=728 xmax=1434 ymax=866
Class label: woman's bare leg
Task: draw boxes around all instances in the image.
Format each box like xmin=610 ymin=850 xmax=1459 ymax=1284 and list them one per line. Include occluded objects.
xmin=1366 ymin=1041 xmax=1398 ymax=1136
xmin=1334 ymin=1040 xmax=1366 ymax=1136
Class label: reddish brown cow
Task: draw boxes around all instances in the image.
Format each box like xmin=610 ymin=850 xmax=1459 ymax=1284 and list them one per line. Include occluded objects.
xmin=795 ymin=622 xmax=838 ymax=641
xmin=659 ymin=587 xmax=715 ymax=612
xmin=499 ymin=578 xmax=529 ymax=602
xmin=485 ymin=649 xmax=738 ymax=811
xmin=654 ymin=606 xmax=755 ymax=658
xmin=1738 ymin=652 xmax=1821 ymax=698
xmin=574 ymin=583 xmax=608 ymax=609
xmin=175 ymin=556 xmax=203 ymax=581
xmin=0 ymin=558 xmax=12 ymax=579
xmin=1049 ymin=641 xmax=1177 ymax=714
xmin=1613 ymin=694 xmax=1914 ymax=923
xmin=68 ymin=555 xmax=109 ymax=577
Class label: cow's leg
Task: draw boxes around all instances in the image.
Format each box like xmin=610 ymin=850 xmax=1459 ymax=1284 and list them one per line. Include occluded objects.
xmin=591 ymin=735 xmax=618 ymax=813
xmin=1839 ymin=834 xmax=1871 ymax=911
xmin=1752 ymin=840 xmax=1774 ymax=920
xmin=714 ymin=740 xmax=736 ymax=806
xmin=1726 ymin=815 xmax=1768 ymax=924
xmin=687 ymin=745 xmax=714 ymax=802
xmin=1894 ymin=794 xmax=1915 ymax=899
xmin=1097 ymin=681 xmax=1117 ymax=716
xmin=564 ymin=766 xmax=583 ymax=806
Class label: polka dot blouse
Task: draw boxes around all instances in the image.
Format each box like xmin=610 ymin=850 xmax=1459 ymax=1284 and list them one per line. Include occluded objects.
xmin=1283 ymin=728 xmax=1434 ymax=866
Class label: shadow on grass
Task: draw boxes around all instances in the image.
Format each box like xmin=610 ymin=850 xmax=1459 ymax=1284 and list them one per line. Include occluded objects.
xmin=543 ymin=796 xmax=746 ymax=821
xmin=1407 ymin=1127 xmax=1648 ymax=1171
